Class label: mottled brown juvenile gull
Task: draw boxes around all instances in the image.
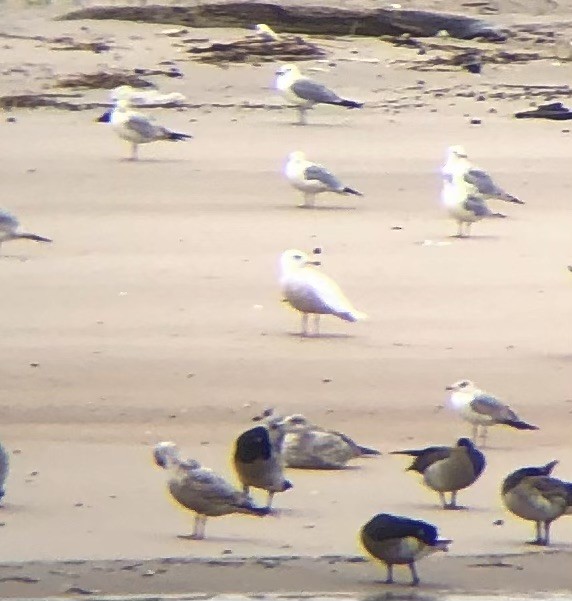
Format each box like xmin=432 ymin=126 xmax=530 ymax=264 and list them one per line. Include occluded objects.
xmin=253 ymin=408 xmax=380 ymax=469
xmin=153 ymin=442 xmax=269 ymax=540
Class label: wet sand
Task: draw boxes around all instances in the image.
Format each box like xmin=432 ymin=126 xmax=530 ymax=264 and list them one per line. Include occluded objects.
xmin=1 ymin=1 xmax=572 ymax=598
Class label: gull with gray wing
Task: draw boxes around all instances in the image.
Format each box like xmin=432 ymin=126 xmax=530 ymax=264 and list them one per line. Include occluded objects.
xmin=97 ymin=99 xmax=192 ymax=160
xmin=361 ymin=513 xmax=451 ymax=586
xmin=391 ymin=438 xmax=485 ymax=509
xmin=446 ymin=380 xmax=538 ymax=447
xmin=284 ymin=151 xmax=363 ymax=208
xmin=275 ymin=64 xmax=363 ymax=125
xmin=440 ymin=171 xmax=512 ymax=238
xmin=0 ymin=209 xmax=52 ymax=253
xmin=153 ymin=442 xmax=269 ymax=540
xmin=443 ymin=145 xmax=524 ymax=204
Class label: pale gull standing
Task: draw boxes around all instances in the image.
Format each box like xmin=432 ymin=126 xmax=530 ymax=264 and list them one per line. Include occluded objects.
xmin=279 ymin=249 xmax=367 ymax=337
xmin=0 ymin=209 xmax=52 ymax=252
xmin=361 ymin=513 xmax=451 ymax=586
xmin=441 ymin=145 xmax=524 ymax=236
xmin=253 ymin=408 xmax=380 ymax=469
xmin=153 ymin=442 xmax=269 ymax=540
xmin=284 ymin=151 xmax=363 ymax=208
xmin=0 ymin=440 xmax=9 ymax=505
xmin=274 ymin=64 xmax=363 ymax=125
xmin=446 ymin=379 xmax=538 ymax=447
xmin=97 ymin=99 xmax=193 ymax=161
xmin=442 ymin=145 xmax=524 ymax=205
xmin=440 ymin=172 xmax=503 ymax=237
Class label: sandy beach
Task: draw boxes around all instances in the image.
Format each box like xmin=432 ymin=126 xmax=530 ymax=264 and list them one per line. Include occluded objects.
xmin=1 ymin=1 xmax=572 ymax=598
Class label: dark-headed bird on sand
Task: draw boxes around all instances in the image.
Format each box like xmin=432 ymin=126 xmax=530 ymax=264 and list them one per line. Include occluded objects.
xmin=233 ymin=423 xmax=292 ymax=510
xmin=502 ymin=460 xmax=572 ymax=546
xmin=361 ymin=513 xmax=451 ymax=586
xmin=153 ymin=442 xmax=269 ymax=540
xmin=274 ymin=64 xmax=363 ymax=125
xmin=391 ymin=438 xmax=485 ymax=509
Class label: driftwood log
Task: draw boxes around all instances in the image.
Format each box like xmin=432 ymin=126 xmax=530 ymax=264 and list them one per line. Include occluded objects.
xmin=59 ymin=2 xmax=507 ymax=42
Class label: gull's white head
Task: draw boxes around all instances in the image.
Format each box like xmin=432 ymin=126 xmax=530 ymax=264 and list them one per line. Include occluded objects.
xmin=280 ymin=249 xmax=320 ymax=273
xmin=114 ymin=98 xmax=133 ymax=112
xmin=445 ymin=379 xmax=476 ymax=393
xmin=287 ymin=150 xmax=306 ymax=163
xmin=112 ymin=85 xmax=135 ymax=101
xmin=255 ymin=23 xmax=279 ymax=40
xmin=275 ymin=63 xmax=300 ymax=78
xmin=153 ymin=441 xmax=179 ymax=469
xmin=447 ymin=145 xmax=468 ymax=160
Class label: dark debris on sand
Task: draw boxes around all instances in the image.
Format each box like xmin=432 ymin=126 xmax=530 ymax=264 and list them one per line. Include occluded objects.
xmin=56 ymin=71 xmax=154 ymax=90
xmin=185 ymin=36 xmax=326 ymax=64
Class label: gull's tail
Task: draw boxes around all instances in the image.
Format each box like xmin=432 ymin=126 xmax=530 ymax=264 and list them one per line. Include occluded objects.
xmin=336 ymin=310 xmax=368 ymax=322
xmin=357 ymin=445 xmax=381 ymax=456
xmin=342 ymin=187 xmax=363 ymax=196
xmin=15 ymin=233 xmax=52 ymax=243
xmin=166 ymin=131 xmax=193 ymax=141
xmin=337 ymin=99 xmax=363 ymax=109
xmin=238 ymin=502 xmax=271 ymax=517
xmin=500 ymin=419 xmax=538 ymax=431
xmin=389 ymin=449 xmax=423 ymax=457
xmin=499 ymin=191 xmax=524 ymax=205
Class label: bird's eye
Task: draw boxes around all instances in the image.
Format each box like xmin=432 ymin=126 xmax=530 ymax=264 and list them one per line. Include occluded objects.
xmin=459 ymin=381 xmax=467 ymax=388
xmin=293 ymin=254 xmax=302 ymax=260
